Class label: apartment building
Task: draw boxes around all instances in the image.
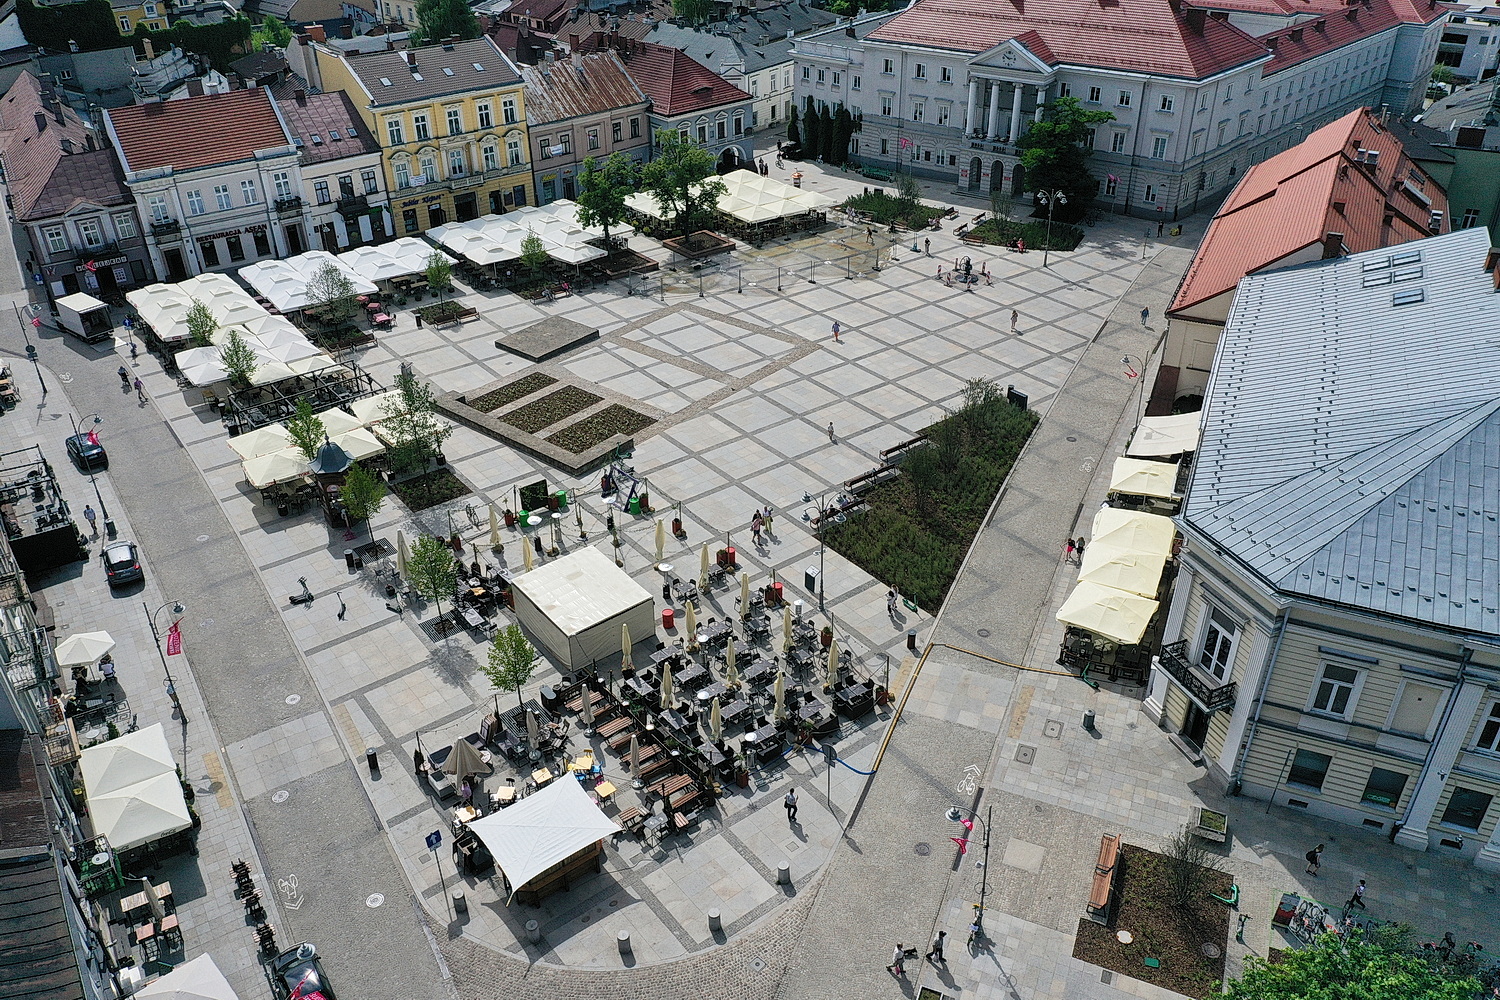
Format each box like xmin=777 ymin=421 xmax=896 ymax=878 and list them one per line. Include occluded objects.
xmin=620 ymin=41 xmax=755 ymax=170
xmin=520 ymin=50 xmax=649 ymax=205
xmin=274 ymin=85 xmax=390 ymax=250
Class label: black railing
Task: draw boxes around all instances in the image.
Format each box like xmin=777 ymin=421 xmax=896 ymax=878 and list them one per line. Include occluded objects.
xmin=1158 ymin=640 xmax=1238 ymax=713
xmin=335 ymin=194 xmax=368 ymax=215
xmin=150 ymin=219 xmax=181 ymax=237
xmin=275 ymin=196 xmax=304 ymax=215
xmin=72 ymin=242 xmax=120 ymax=262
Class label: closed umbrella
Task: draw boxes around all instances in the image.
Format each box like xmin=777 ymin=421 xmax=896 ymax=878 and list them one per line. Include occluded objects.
xmin=442 ymin=738 xmax=492 ymax=779
xmin=825 ymin=636 xmax=839 ymax=691
xmin=740 ymin=573 xmax=750 ymax=617
xmin=725 ymin=641 xmax=740 ymax=689
xmin=525 ymin=709 xmax=539 ymax=749
xmin=684 ymin=601 xmax=698 ymax=649
xmin=489 ymin=505 xmax=501 ymax=548
xmin=655 ymin=518 xmax=665 ymax=562
xmin=580 ymin=685 xmax=595 ymax=732
xmin=773 ymin=670 xmax=787 ymax=721
xmin=659 ymin=661 xmax=674 ymax=711
xmin=783 ymin=604 xmax=793 ymax=650
xmin=621 ymin=623 xmax=632 ymax=672
xmin=54 ymin=631 xmax=116 ymax=667
xmin=709 ymin=697 xmax=723 ymax=743
xmin=142 ymin=876 xmax=165 ymax=921
xmin=699 ymin=543 xmax=710 ymax=586
xmin=629 ymin=734 xmax=642 ymax=788
xmin=523 ymin=535 xmax=534 ymax=572
xmin=396 ymin=530 xmax=409 ymax=582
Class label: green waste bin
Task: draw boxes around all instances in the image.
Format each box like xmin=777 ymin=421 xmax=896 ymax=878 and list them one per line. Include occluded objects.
xmin=518 ymin=510 xmax=530 ymax=527
xmin=555 ymin=490 xmax=569 ymax=511
xmin=627 ymin=496 xmax=641 ymax=515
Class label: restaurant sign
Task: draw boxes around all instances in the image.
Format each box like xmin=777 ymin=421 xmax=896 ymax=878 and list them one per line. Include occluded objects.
xmin=74 ymin=255 xmax=128 ymax=273
xmin=200 ymin=224 xmax=268 ymax=242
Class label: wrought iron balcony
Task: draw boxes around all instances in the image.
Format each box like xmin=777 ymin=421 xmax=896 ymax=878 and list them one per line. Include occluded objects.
xmin=150 ymin=218 xmax=181 ymax=238
xmin=335 ymin=193 xmax=368 ymax=215
xmin=275 ymin=196 xmax=304 ymax=215
xmin=1157 ymin=640 xmax=1238 ymax=713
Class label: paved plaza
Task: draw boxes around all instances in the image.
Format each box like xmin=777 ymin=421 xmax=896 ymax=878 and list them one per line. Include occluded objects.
xmin=3 ymin=149 xmax=1495 ymax=1000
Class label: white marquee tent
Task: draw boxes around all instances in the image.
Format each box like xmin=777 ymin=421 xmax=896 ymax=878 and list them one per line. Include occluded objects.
xmin=467 ymin=773 xmax=621 ymax=902
xmin=337 ymin=237 xmax=436 ymax=282
xmin=79 ymin=723 xmax=192 ymax=852
xmin=509 ymin=546 xmax=656 ymax=669
xmin=427 ymin=200 xmax=616 ymax=267
xmin=134 ymin=954 xmax=240 ymax=1000
xmin=1126 ymin=412 xmax=1202 ymax=457
xmin=626 ymin=171 xmax=834 ymax=225
xmin=238 ymin=251 xmax=377 ymax=312
xmin=127 ymin=273 xmax=265 ymax=345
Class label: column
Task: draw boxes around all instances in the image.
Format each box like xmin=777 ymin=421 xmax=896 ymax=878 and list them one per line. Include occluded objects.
xmin=1394 ymin=679 xmax=1489 ymax=852
xmin=966 ymin=79 xmax=980 ymax=136
xmin=986 ymin=81 xmax=1003 ymax=140
xmin=1009 ymin=83 xmax=1024 ymax=144
xmin=1478 ymin=818 xmax=1500 ymax=873
xmin=1034 ymin=83 xmax=1047 ymax=122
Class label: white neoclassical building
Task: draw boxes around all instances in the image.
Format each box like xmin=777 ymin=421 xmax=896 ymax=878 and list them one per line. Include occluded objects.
xmin=793 ymin=0 xmax=1447 ymax=217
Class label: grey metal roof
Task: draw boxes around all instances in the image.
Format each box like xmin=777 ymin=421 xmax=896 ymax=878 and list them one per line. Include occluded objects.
xmin=1184 ymin=225 xmax=1500 ymax=634
xmin=338 ymin=37 xmax=520 ymax=106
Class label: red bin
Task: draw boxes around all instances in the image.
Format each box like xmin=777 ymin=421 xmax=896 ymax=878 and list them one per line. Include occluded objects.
xmin=772 ymin=582 xmax=784 ymax=604
xmin=726 ymin=546 xmax=736 ymax=567
xmin=662 ymin=608 xmax=675 ymax=630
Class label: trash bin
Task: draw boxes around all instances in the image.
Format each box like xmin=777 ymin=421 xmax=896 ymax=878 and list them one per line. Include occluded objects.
xmin=540 ymin=685 xmax=560 ymax=712
xmin=907 ymin=629 xmax=918 ymax=652
xmin=772 ymin=582 xmax=784 ymax=604
xmin=662 ymin=608 xmax=675 ymax=630
xmin=555 ymin=490 xmax=569 ymax=511
xmin=805 ymin=566 xmax=819 ymax=593
xmin=627 ymin=496 xmax=641 ymax=515
xmin=344 ymin=549 xmax=356 ymax=569
xmin=365 ymin=748 xmax=378 ymax=775
xmin=725 ymin=546 xmax=736 ymax=567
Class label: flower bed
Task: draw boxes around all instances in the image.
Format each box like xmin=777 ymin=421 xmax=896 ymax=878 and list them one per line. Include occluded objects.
xmin=967 ymin=217 xmax=1084 ymax=251
xmin=547 ymin=404 xmax=654 ymax=454
xmin=416 ymin=301 xmax=476 ymax=324
xmin=468 ymin=373 xmax=557 ymax=413
xmin=843 ymin=190 xmax=946 ymax=230
xmin=1072 ymin=844 xmax=1232 ymax=999
xmin=392 ymin=468 xmax=471 ymax=511
xmin=501 ymin=386 xmax=602 ymax=434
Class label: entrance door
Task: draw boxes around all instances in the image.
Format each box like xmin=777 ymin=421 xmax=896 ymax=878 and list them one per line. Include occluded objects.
xmin=428 ymin=205 xmax=447 ymax=228
xmin=162 ymin=248 xmax=187 ymax=282
xmin=1010 ymin=162 xmax=1026 ymax=197
xmin=990 ymin=163 xmax=1005 ymax=192
xmin=285 ymin=224 xmax=305 ymax=255
xmin=1180 ymin=703 xmax=1209 ymax=750
xmin=967 ymin=157 xmax=981 ymax=191
xmin=454 ymin=193 xmax=478 ymax=222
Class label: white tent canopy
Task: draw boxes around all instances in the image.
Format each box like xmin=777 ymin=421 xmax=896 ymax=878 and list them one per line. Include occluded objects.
xmin=337 ymin=237 xmax=436 ymax=282
xmin=428 ymin=201 xmax=620 ymax=267
xmin=79 ymin=723 xmax=191 ymax=852
xmin=134 ymin=954 xmax=241 ymax=1000
xmin=1126 ymin=412 xmax=1202 ymax=457
xmin=1055 ymin=581 xmax=1160 ymax=645
xmin=238 ymin=251 xmax=378 ymax=312
xmin=1091 ymin=507 xmax=1177 ymax=559
xmin=627 ymin=171 xmax=834 ymax=226
xmin=1108 ymin=457 xmax=1180 ymax=498
xmin=467 ymin=775 xmax=620 ymax=901
xmin=509 ymin=546 xmax=656 ymax=669
xmin=126 ymin=273 xmax=267 ymax=345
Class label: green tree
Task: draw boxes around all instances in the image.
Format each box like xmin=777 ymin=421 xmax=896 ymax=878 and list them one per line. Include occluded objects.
xmin=135 ymin=15 xmax=254 ymax=72
xmin=425 ymin=250 xmax=452 ymax=304
xmin=1016 ymin=96 xmax=1115 ymax=219
xmin=802 ymin=97 xmax=820 ymax=158
xmin=1429 ymin=64 xmax=1455 ymax=86
xmin=218 ymin=329 xmax=258 ymax=387
xmin=832 ymin=105 xmax=854 ymax=166
xmin=186 ymin=298 xmax=217 ymax=347
xmin=250 ymin=16 xmax=292 ymax=49
xmin=410 ymin=0 xmax=479 ymax=45
xmin=672 ymin=0 xmax=711 ymax=24
xmin=520 ymin=227 xmax=548 ymax=274
xmin=1222 ymin=929 xmax=1479 ymax=1000
xmin=407 ymin=534 xmax=457 ymax=624
xmin=340 ymin=462 xmax=386 ymax=542
xmin=895 ymin=171 xmax=922 ymax=206
xmin=575 ymin=153 xmax=638 ymax=252
xmin=15 ymin=0 xmax=119 ymax=53
xmin=286 ymin=399 xmax=326 ymax=462
xmin=786 ymin=105 xmax=800 ymax=147
xmin=480 ymin=623 xmax=538 ymax=712
xmin=380 ymin=368 xmax=453 ymax=474
xmin=990 ymin=186 xmax=1014 ymax=221
xmin=640 ymin=130 xmax=727 ymax=237
xmin=306 ymin=261 xmax=359 ymax=325
xmin=818 ymin=103 xmax=835 ymax=161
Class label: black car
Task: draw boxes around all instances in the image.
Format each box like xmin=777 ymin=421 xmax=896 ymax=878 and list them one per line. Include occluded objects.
xmin=101 ymin=541 xmax=143 ymax=586
xmin=65 ymin=433 xmax=107 ymax=471
xmin=270 ymin=943 xmax=336 ymax=1000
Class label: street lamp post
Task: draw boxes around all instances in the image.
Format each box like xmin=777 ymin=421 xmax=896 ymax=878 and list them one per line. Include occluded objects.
xmin=145 ymin=601 xmax=188 ymax=724
xmin=1036 ymin=188 xmax=1067 ymax=268
xmin=68 ymin=412 xmax=114 ymax=537
xmin=801 ymin=490 xmax=845 ymax=610
xmin=946 ymin=804 xmax=993 ymax=941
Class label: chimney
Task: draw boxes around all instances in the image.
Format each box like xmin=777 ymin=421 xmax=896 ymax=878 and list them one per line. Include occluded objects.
xmin=33 ymin=111 xmax=46 ymax=133
xmin=786 ymin=27 xmax=793 ymax=38
xmin=570 ymin=32 xmax=580 ymax=49
xmin=845 ymin=24 xmax=855 ymax=36
xmin=295 ymin=88 xmax=307 ymax=102
xmin=1185 ymin=7 xmax=1205 ymax=33
xmin=85 ymin=134 xmax=95 ymax=150
xmin=307 ymin=23 xmax=326 ymax=42
xmin=1322 ymin=232 xmax=1344 ymax=258
xmin=143 ymin=37 xmax=155 ymax=60
xmin=53 ymin=104 xmax=64 ymax=125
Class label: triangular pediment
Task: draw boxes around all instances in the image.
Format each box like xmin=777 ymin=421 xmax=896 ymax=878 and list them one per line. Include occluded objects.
xmin=970 ymin=37 xmax=1054 ymax=77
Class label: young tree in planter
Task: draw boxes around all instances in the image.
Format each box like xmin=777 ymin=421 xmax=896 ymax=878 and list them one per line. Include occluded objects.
xmin=407 ymin=534 xmax=457 ymax=624
xmin=380 ymin=368 xmax=453 ymax=474
xmin=640 ymin=130 xmax=726 ymax=238
xmin=990 ymin=186 xmax=1013 ymax=222
xmin=520 ymin=227 xmax=548 ymax=275
xmin=1016 ymin=96 xmax=1116 ymax=218
xmin=306 ymin=261 xmax=359 ymax=325
xmin=480 ymin=623 xmax=537 ymax=712
xmin=218 ymin=329 xmax=258 ymax=388
xmin=339 ymin=461 xmax=386 ymax=542
xmin=185 ymin=297 xmax=217 ymax=347
xmin=286 ymin=399 xmax=326 ymax=462
xmin=424 ymin=250 xmax=452 ymax=305
xmin=575 ymin=153 xmax=637 ymax=253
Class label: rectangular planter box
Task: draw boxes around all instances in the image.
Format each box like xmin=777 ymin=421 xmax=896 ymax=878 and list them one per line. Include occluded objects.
xmin=1192 ymin=806 xmax=1228 ymax=843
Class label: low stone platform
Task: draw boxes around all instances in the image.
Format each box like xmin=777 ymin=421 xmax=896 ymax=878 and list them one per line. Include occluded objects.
xmin=496 ymin=315 xmax=599 ymax=362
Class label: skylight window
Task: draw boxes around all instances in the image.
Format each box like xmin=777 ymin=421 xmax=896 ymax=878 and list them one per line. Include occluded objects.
xmin=347 ymin=128 xmax=358 ymax=138
xmin=311 ymin=133 xmax=322 ymax=144
xmin=1392 ymin=266 xmax=1422 ymax=283
xmin=412 ymin=72 xmax=424 ymax=81
xmin=379 ymin=77 xmax=392 ymax=86
xmin=443 ymin=67 xmax=455 ymax=76
xmin=1390 ymin=249 xmax=1422 ymax=266
xmin=473 ymin=62 xmax=485 ymax=71
xmin=1362 ymin=272 xmax=1392 ymax=287
xmin=1392 ymin=288 xmax=1425 ymax=306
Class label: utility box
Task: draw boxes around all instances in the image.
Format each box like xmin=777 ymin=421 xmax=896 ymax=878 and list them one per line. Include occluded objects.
xmin=804 ymin=566 xmax=819 ymax=593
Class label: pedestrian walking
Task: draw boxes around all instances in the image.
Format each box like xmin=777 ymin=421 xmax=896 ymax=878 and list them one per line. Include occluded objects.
xmin=784 ymin=788 xmax=798 ymax=823
xmin=83 ymin=505 xmax=97 ymax=535
xmin=118 ymin=365 xmax=129 ymax=386
xmin=827 ymin=422 xmax=836 ymax=443
xmin=923 ymin=237 xmax=930 ymax=256
xmin=1346 ymin=879 xmax=1367 ymax=909
xmin=887 ymin=587 xmax=898 ymax=618
xmin=1157 ymin=220 xmax=1165 ymax=237
xmin=1074 ymin=537 xmax=1086 ymax=562
xmin=926 ymin=931 xmax=947 ymax=963
xmin=1305 ymin=843 xmax=1324 ymax=876
xmin=134 ymin=377 xmax=146 ymax=401
xmin=888 ymin=943 xmax=906 ymax=977
xmin=1010 ymin=309 xmax=1019 ymax=334
xmin=129 ymin=342 xmax=138 ymax=361
xmin=1066 ymin=538 xmax=1076 ymax=562
xmin=831 ymin=320 xmax=841 ymax=342
xmin=1140 ymin=305 xmax=1150 ymax=326
xmin=762 ymin=506 xmax=774 ymax=534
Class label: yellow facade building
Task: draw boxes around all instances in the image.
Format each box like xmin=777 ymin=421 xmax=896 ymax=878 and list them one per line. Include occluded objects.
xmin=313 ymin=37 xmax=533 ymax=234
xmin=112 ymin=0 xmax=167 ymax=34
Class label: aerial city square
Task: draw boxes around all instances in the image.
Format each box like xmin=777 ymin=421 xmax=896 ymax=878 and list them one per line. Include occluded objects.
xmin=1 ymin=0 xmax=1498 ymax=997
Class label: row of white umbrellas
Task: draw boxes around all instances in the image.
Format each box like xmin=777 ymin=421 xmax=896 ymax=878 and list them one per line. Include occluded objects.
xmin=238 ymin=250 xmax=378 ymax=312
xmin=427 ymin=200 xmax=616 ymax=266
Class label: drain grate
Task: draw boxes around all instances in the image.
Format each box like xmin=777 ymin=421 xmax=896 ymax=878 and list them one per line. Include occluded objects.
xmin=1101 ymin=970 xmax=1113 ymax=984
xmin=1043 ymin=720 xmax=1063 ymax=739
xmin=1014 ymin=744 xmax=1036 ymax=765
xmin=914 ymin=842 xmax=932 ymax=856
xmin=749 ymin=958 xmax=766 ymax=973
xmin=976 ymin=628 xmax=991 ymax=638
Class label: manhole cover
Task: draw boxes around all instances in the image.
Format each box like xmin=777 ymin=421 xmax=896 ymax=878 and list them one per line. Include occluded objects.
xmin=196 ymin=535 xmax=209 ymax=543
xmin=271 ymin=790 xmax=289 ymax=803
xmin=366 ymin=893 xmax=384 ymax=908
xmin=914 ymin=842 xmax=932 ymax=856
xmin=1201 ymin=943 xmax=1221 ymax=958
xmin=1116 ymin=930 xmax=1134 ymax=944
xmin=285 ymin=694 xmax=301 ymax=705
xmin=749 ymin=958 xmax=766 ymax=973
xmin=1067 ymin=436 xmax=1077 ymax=442
xmin=1101 ymin=970 xmax=1114 ymax=984
xmin=976 ymin=628 xmax=991 ymax=638
xmin=609 ymin=899 xmax=619 ymax=907
xmin=1043 ymin=720 xmax=1063 ymax=739
xmin=581 ymin=914 xmax=590 ymax=923
xmin=1014 ymin=745 xmax=1036 ymax=765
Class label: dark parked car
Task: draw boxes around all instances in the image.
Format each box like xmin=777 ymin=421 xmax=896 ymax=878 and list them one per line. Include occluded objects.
xmin=270 ymin=943 xmax=336 ymax=1000
xmin=65 ymin=433 xmax=107 ymax=471
xmin=101 ymin=541 xmax=143 ymax=586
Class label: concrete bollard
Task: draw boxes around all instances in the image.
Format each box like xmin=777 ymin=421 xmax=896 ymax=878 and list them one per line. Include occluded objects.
xmin=451 ymin=891 xmax=467 ymax=914
xmin=617 ymin=930 xmax=632 ymax=955
xmin=708 ymin=909 xmax=722 ymax=933
xmin=777 ymin=862 xmax=791 ymax=886
xmin=1083 ymin=710 xmax=1096 ymax=732
xmin=525 ymin=919 xmax=540 ymax=943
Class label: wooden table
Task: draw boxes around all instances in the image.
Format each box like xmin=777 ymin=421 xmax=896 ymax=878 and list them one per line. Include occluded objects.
xmin=452 ymin=805 xmax=480 ymax=827
xmin=531 ymin=767 xmax=554 ymax=787
xmin=120 ymin=881 xmax=173 ymax=919
xmin=569 ymin=752 xmax=595 ymax=772
xmin=595 ymin=780 xmax=617 ymax=803
xmin=649 ymin=773 xmax=694 ymax=798
xmin=566 ymin=689 xmax=606 ymax=713
xmin=596 ymin=715 xmax=633 ymax=739
xmin=490 ymin=786 xmax=516 ymax=808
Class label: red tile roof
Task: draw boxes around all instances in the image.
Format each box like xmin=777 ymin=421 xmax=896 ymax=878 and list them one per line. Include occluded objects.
xmin=1259 ymin=0 xmax=1444 ymax=73
xmin=620 ymin=41 xmax=751 ymax=116
xmin=0 ymin=72 xmax=110 ymax=221
xmin=1170 ymin=107 xmax=1447 ymax=314
xmin=866 ymin=0 xmax=1270 ymax=78
xmin=105 ymin=88 xmax=290 ymax=173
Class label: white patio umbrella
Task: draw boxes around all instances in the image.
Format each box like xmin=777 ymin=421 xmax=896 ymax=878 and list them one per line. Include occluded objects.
xmin=522 ymin=536 xmax=534 ymax=572
xmin=621 ymin=622 xmax=633 ymax=672
xmin=258 ymin=338 xmax=323 ymax=364
xmin=489 ymin=506 xmax=501 ymax=548
xmin=396 ymin=530 xmax=409 ymax=582
xmin=709 ymin=697 xmax=722 ymax=743
xmin=133 ymin=953 xmax=240 ymax=1000
xmin=329 ymin=427 xmax=385 ymax=462
xmin=525 ymin=708 xmax=540 ymax=749
xmin=580 ymin=685 xmax=595 ymax=731
xmin=659 ymin=661 xmax=674 ymax=711
xmin=724 ymin=640 xmax=739 ymax=689
xmin=700 ymin=543 xmax=710 ymax=586
xmin=740 ymin=573 xmax=750 ymax=616
xmin=228 ymin=425 xmax=293 ymax=460
xmin=54 ymin=631 xmax=116 ymax=667
xmin=773 ymin=671 xmax=787 ymax=721
xmin=655 ymin=519 xmax=665 ymax=561
xmin=243 ymin=449 xmax=310 ymax=489
xmin=783 ymin=604 xmax=793 ymax=649
xmin=825 ymin=637 xmax=839 ymax=691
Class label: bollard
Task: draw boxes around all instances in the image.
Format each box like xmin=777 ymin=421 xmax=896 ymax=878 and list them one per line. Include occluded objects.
xmin=708 ymin=909 xmax=722 ymax=933
xmin=526 ymin=919 xmax=541 ymax=943
xmin=617 ymin=930 xmax=632 ymax=955
xmin=907 ymin=629 xmax=918 ymax=652
xmin=1083 ymin=710 xmax=1096 ymax=731
xmin=344 ymin=549 xmax=355 ymax=569
xmin=365 ymin=748 xmax=378 ymax=775
xmin=777 ymin=862 xmax=791 ymax=886
xmin=451 ymin=891 xmax=467 ymax=914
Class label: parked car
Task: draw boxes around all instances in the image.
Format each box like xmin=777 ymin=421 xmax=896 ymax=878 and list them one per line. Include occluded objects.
xmin=270 ymin=943 xmax=336 ymax=1000
xmin=65 ymin=433 xmax=107 ymax=471
xmin=101 ymin=541 xmax=143 ymax=586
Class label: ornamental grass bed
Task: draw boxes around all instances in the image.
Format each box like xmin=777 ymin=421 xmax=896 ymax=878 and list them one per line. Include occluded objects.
xmin=468 ymin=373 xmax=557 ymax=413
xmin=501 ymin=386 xmax=602 ymax=434
xmin=546 ymin=404 xmax=654 ymax=454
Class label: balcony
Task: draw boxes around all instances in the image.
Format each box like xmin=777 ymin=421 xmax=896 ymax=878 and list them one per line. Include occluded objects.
xmin=335 ymin=193 xmax=368 ymax=216
xmin=275 ymin=196 xmax=304 ymax=216
xmin=1158 ymin=640 xmax=1238 ymax=713
xmin=150 ymin=218 xmax=181 ymax=239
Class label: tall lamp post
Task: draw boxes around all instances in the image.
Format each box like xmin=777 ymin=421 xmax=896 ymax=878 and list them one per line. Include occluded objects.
xmin=801 ymin=489 xmax=845 ymax=610
xmin=68 ymin=412 xmax=113 ymax=537
xmin=1035 ymin=188 xmax=1067 ymax=268
xmin=946 ymin=804 xmax=993 ymax=940
xmin=145 ymin=601 xmax=188 ymax=724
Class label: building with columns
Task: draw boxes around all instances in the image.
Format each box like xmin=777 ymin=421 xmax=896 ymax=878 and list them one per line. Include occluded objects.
xmin=1145 ymin=224 xmax=1500 ymax=871
xmin=792 ymin=0 xmax=1447 ymax=216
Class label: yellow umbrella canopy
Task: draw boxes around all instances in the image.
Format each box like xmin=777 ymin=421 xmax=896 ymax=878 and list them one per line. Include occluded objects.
xmin=1055 ymin=581 xmax=1159 ymax=645
xmin=659 ymin=661 xmax=674 ymax=710
xmin=621 ymin=622 xmax=633 ymax=671
xmin=699 ymin=543 xmax=710 ymax=586
xmin=1090 ymin=507 xmax=1176 ymax=559
xmin=1078 ymin=546 xmax=1168 ymax=598
xmin=228 ymin=424 xmax=292 ymax=460
xmin=1109 ymin=457 xmax=1180 ymax=499
xmin=522 ymin=535 xmax=534 ymax=572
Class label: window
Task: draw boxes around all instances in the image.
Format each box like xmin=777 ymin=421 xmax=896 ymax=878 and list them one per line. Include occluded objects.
xmin=1060 ymin=82 xmax=1071 ymax=97
xmin=630 ymin=117 xmax=641 ymax=138
xmin=716 ymin=119 xmax=726 ymax=140
xmin=214 ymin=185 xmax=232 ymax=210
xmin=1083 ymin=128 xmax=1095 ymax=149
xmin=852 ymin=75 xmax=861 ymax=91
xmin=43 ymin=225 xmax=67 ymax=253
xmin=940 ymin=66 xmax=952 ymax=83
xmin=1462 ymin=208 xmax=1482 ymax=228
xmin=1105 ymin=175 xmax=1117 ymax=195
xmin=832 ymin=71 xmax=841 ymax=87
xmin=252 ymin=230 xmax=270 ymax=257
xmin=912 ymin=102 xmax=924 ymax=122
xmin=413 ymin=114 xmax=430 ymax=141
xmin=447 ymin=107 xmax=462 ymax=135
xmin=387 ymin=118 xmax=404 ymax=145
xmin=393 ymin=160 xmax=411 ymax=188
xmin=880 ymin=138 xmax=889 ymax=155
xmin=612 ymin=121 xmax=622 ymax=143
xmin=76 ymin=218 xmax=102 ymax=247
xmin=539 ymin=137 xmax=552 ymax=160
xmin=914 ymin=63 xmax=926 ymax=80
xmin=198 ymin=239 xmax=219 ymax=267
xmin=817 ymin=68 xmax=826 ymax=84
xmin=314 ymin=181 xmax=330 ymax=204
xmin=734 ymin=115 xmax=743 ymax=136
xmin=1311 ymin=663 xmax=1361 ymax=718
xmin=1117 ymin=90 xmax=1132 ymax=107
xmin=502 ymin=98 xmax=517 ymax=124
xmin=880 ymin=95 xmax=892 ymax=116
xmin=240 ymin=179 xmax=259 ymax=205
xmin=186 ymin=190 xmax=206 ymax=216
xmin=477 ymin=102 xmax=493 ymax=129
xmin=1477 ymin=701 xmax=1500 ymax=752
xmin=120 ymin=16 xmax=130 ymax=31
xmin=402 ymin=207 xmax=419 ymax=233
xmin=1198 ymin=606 xmax=1237 ymax=679
xmin=802 ymin=66 xmax=810 ymax=81
xmin=1286 ymin=749 xmax=1332 ymax=791
xmin=148 ymin=195 xmax=169 ymax=223
xmin=882 ymin=58 xmax=894 ymax=74
xmin=1159 ymin=94 xmax=1174 ymax=112
xmin=1110 ymin=131 xmax=1127 ymax=153
xmin=1087 ymin=86 xmax=1101 ymax=103
xmin=419 ymin=152 xmax=436 ymax=181
xmin=1151 ymin=136 xmax=1168 ymax=158
xmin=559 ymin=132 xmax=571 ymax=154
xmin=697 ymin=124 xmax=708 ymax=143
xmin=483 ymin=142 xmax=499 ymax=171
xmin=113 ymin=212 xmax=137 ymax=239
xmin=1361 ymin=768 xmax=1408 ymax=808
xmin=226 ymin=234 xmax=245 ymax=262
xmin=937 ymin=104 xmax=949 ymax=126
xmin=362 ymin=169 xmax=378 ymax=194
xmin=272 ymin=171 xmax=293 ymax=198
xmin=1441 ymin=787 xmax=1493 ymax=830
xmin=448 ymin=148 xmax=465 ymax=176
xmin=507 ymin=136 xmax=522 ymax=166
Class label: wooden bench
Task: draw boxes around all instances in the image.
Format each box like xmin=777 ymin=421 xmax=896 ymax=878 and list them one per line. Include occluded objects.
xmin=650 ymin=773 xmax=694 ymax=799
xmin=606 ymin=727 xmax=639 ymax=752
xmin=636 ymin=757 xmax=673 ymax=783
xmin=597 ymin=715 xmax=633 ymax=740
xmin=617 ymin=807 xmax=646 ymax=837
xmin=668 ymin=787 xmax=701 ymax=814
xmin=1088 ymin=833 xmax=1122 ymax=920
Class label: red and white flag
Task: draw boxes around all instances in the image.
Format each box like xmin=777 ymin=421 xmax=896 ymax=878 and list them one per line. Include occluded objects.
xmin=166 ymin=621 xmax=182 ymax=656
xmin=86 ymin=429 xmax=100 ymax=447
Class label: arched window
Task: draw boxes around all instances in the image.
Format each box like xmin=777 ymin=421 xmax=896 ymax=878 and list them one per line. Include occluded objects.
xmin=392 ymin=153 xmax=411 ymax=189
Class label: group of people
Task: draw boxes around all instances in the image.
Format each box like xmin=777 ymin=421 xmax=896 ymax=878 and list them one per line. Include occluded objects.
xmin=1064 ymin=537 xmax=1088 ymax=563
xmin=750 ymin=506 xmax=773 ymax=544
